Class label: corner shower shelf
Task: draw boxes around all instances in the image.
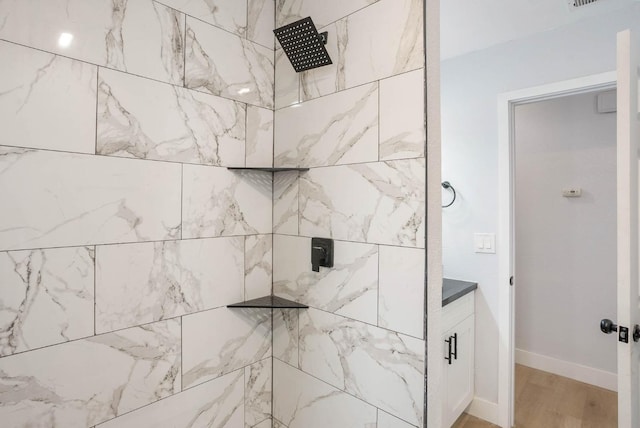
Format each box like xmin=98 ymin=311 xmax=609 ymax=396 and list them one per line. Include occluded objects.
xmin=227 ymin=295 xmax=308 ymax=309
xmin=227 ymin=167 xmax=309 ymax=173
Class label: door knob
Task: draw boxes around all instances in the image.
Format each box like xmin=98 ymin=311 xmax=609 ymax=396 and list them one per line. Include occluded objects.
xmin=600 ymin=319 xmax=618 ymax=334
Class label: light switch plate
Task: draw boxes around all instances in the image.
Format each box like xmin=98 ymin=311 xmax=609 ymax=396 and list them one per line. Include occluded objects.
xmin=474 ymin=233 xmax=496 ymax=254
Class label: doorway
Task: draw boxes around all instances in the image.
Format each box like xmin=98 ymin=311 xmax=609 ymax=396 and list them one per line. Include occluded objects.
xmin=512 ymin=89 xmax=618 ymax=426
xmin=497 ymin=72 xmax=617 ymax=427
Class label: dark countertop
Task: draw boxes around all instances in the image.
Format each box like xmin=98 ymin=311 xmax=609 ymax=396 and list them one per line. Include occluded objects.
xmin=443 ymin=278 xmax=477 ymax=306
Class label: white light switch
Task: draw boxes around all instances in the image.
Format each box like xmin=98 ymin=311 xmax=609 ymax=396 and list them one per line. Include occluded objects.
xmin=474 ymin=233 xmax=496 ymax=254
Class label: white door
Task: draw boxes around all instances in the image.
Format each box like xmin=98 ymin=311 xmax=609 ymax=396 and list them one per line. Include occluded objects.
xmin=616 ymin=28 xmax=640 ymax=427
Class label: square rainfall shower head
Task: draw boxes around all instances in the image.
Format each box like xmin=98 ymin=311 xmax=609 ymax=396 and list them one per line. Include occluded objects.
xmin=274 ymin=17 xmax=332 ymax=73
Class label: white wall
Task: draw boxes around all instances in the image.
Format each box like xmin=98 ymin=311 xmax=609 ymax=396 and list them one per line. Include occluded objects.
xmin=514 ymin=92 xmax=616 ymax=383
xmin=441 ymin=3 xmax=640 ymax=405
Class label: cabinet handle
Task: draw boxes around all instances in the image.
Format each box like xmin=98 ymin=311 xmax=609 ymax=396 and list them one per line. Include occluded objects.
xmin=445 ymin=335 xmax=453 ymax=365
xmin=452 ymin=332 xmax=458 ymax=360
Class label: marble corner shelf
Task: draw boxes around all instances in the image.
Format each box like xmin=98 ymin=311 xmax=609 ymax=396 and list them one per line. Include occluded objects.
xmin=227 ymin=167 xmax=309 ymax=173
xmin=227 ymin=295 xmax=309 ymax=309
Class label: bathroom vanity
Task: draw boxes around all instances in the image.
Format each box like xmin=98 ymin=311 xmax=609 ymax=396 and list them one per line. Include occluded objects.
xmin=442 ymin=279 xmax=477 ymax=427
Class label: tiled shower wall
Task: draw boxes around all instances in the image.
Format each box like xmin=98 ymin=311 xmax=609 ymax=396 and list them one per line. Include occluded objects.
xmin=0 ymin=1 xmax=276 ymax=427
xmin=272 ymin=1 xmax=426 ymax=427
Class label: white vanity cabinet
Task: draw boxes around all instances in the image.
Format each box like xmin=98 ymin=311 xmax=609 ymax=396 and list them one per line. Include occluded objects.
xmin=442 ymin=291 xmax=475 ymax=428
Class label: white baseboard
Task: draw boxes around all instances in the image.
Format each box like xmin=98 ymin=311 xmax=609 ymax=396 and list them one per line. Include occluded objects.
xmin=466 ymin=397 xmax=499 ymax=425
xmin=515 ymin=349 xmax=617 ymax=392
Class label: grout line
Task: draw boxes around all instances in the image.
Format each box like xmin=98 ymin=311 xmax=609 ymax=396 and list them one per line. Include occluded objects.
xmin=93 ymin=245 xmax=97 ymax=337
xmin=180 ymin=163 xmax=184 ymax=240
xmin=180 ymin=316 xmax=184 ymax=392
xmin=183 ymin=13 xmax=187 ymax=88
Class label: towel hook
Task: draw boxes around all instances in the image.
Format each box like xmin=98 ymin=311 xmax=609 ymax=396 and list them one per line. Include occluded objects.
xmin=442 ymin=181 xmax=456 ymax=208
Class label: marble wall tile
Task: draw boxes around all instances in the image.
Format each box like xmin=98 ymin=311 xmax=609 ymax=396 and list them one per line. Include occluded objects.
xmin=0 ymin=41 xmax=97 ymax=154
xmin=274 ymin=83 xmax=378 ymax=168
xmin=97 ymin=68 xmax=245 ymax=166
xmin=245 ymin=235 xmax=273 ymax=300
xmin=185 ymin=17 xmax=274 ymax=109
xmin=254 ymin=419 xmax=273 ymax=428
xmin=96 ymin=237 xmax=244 ymax=334
xmin=275 ymin=48 xmax=300 ymax=110
xmin=0 ymin=247 xmax=94 ymax=356
xmin=378 ymin=409 xmax=418 ymax=428
xmin=273 ymin=235 xmax=378 ymax=324
xmin=276 ymin=0 xmax=380 ymax=28
xmin=273 ymin=172 xmax=299 ymax=235
xmin=274 ymin=309 xmax=299 ymax=367
xmin=182 ymin=307 xmax=271 ymax=389
xmin=299 ymin=159 xmax=425 ymax=247
xmin=378 ymin=246 xmax=425 ymax=339
xmin=298 ymin=308 xmax=424 ymax=426
xmin=300 ymin=0 xmax=424 ymax=101
xmin=97 ymin=369 xmax=244 ymax=428
xmin=273 ymin=359 xmax=377 ymax=428
xmin=0 ymin=0 xmax=185 ymax=85
xmin=380 ymin=69 xmax=425 ymax=161
xmin=245 ymin=358 xmax=272 ymax=428
xmin=273 ymin=419 xmax=288 ymax=428
xmin=182 ymin=166 xmax=272 ymax=238
xmin=158 ymin=0 xmax=247 ymax=37
xmin=248 ymin=0 xmax=275 ymax=48
xmin=0 ymin=148 xmax=182 ymax=251
xmin=0 ymin=319 xmax=181 ymax=427
xmin=246 ymin=106 xmax=274 ymax=168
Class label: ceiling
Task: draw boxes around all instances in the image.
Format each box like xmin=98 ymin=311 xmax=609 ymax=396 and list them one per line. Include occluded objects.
xmin=440 ymin=0 xmax=639 ymax=59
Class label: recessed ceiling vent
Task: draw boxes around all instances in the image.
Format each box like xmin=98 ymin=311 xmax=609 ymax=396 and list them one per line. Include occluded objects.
xmin=568 ymin=0 xmax=599 ymax=8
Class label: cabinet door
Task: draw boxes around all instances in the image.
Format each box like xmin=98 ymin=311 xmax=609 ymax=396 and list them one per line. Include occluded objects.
xmin=443 ymin=315 xmax=475 ymax=427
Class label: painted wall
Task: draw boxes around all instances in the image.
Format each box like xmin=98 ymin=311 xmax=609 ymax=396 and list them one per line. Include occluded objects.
xmin=514 ymin=92 xmax=617 ymax=383
xmin=441 ymin=3 xmax=640 ymax=408
xmin=0 ymin=1 xmax=276 ymax=427
xmin=272 ymin=0 xmax=427 ymax=427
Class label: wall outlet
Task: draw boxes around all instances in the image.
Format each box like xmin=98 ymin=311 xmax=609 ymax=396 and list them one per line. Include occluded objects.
xmin=474 ymin=233 xmax=496 ymax=254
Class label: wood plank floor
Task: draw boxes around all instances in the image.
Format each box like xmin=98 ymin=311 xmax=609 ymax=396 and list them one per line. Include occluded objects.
xmin=451 ymin=364 xmax=617 ymax=428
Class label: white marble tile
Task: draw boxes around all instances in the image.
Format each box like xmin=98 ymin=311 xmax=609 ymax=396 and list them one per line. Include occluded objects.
xmin=380 ymin=69 xmax=425 ymax=161
xmin=299 ymin=159 xmax=425 ymax=247
xmin=274 ymin=235 xmax=378 ymax=324
xmin=274 ymin=309 xmax=299 ymax=367
xmin=378 ymin=246 xmax=425 ymax=339
xmin=0 ymin=247 xmax=94 ymax=356
xmin=273 ymin=419 xmax=288 ymax=428
xmin=378 ymin=409 xmax=417 ymax=428
xmin=0 ymin=41 xmax=97 ymax=154
xmin=298 ymin=308 xmax=424 ymax=426
xmin=185 ymin=17 xmax=274 ymax=109
xmin=300 ymin=0 xmax=424 ymax=101
xmin=245 ymin=358 xmax=272 ymax=428
xmin=0 ymin=0 xmax=185 ymax=85
xmin=0 ymin=148 xmax=182 ymax=251
xmin=245 ymin=235 xmax=273 ymax=300
xmin=0 ymin=319 xmax=181 ymax=427
xmin=182 ymin=307 xmax=271 ymax=389
xmin=248 ymin=0 xmax=275 ymax=48
xmin=97 ymin=369 xmax=244 ymax=428
xmin=158 ymin=0 xmax=247 ymax=37
xmin=96 ymin=237 xmax=244 ymax=333
xmin=273 ymin=359 xmax=377 ymax=428
xmin=254 ymin=419 xmax=273 ymax=428
xmin=274 ymin=83 xmax=378 ymax=168
xmin=98 ymin=68 xmax=245 ymax=166
xmin=246 ymin=106 xmax=274 ymax=168
xmin=273 ymin=172 xmax=299 ymax=235
xmin=182 ymin=166 xmax=272 ymax=238
xmin=276 ymin=0 xmax=380 ymax=28
xmin=275 ymin=48 xmax=300 ymax=110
